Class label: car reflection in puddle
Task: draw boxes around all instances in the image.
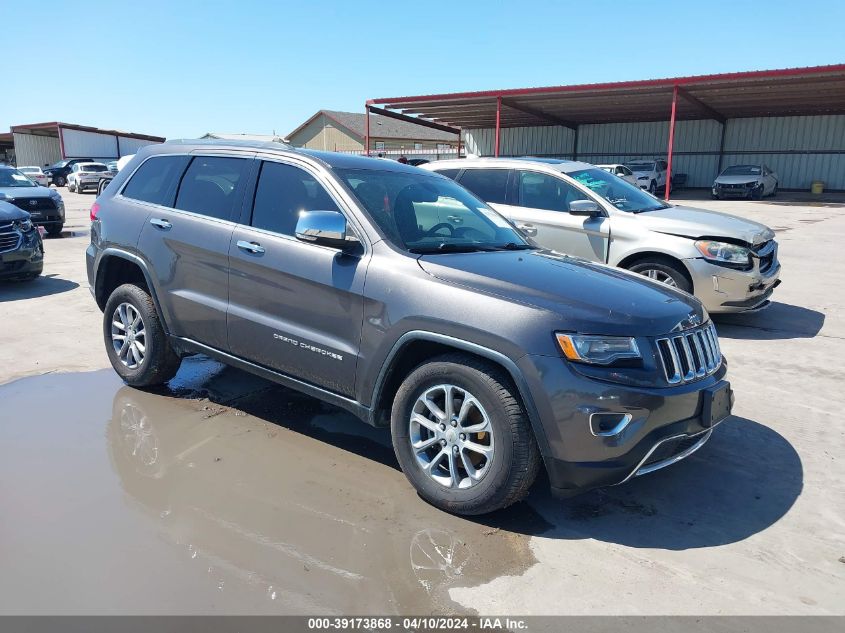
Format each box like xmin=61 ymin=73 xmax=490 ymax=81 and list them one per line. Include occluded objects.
xmin=102 ymin=360 xmax=536 ymax=614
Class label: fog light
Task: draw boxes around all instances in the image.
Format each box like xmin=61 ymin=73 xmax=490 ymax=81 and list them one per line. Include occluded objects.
xmin=589 ymin=412 xmax=633 ymax=437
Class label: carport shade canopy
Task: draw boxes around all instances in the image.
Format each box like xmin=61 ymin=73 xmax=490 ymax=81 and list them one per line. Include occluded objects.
xmin=367 ymin=64 xmax=845 ymax=200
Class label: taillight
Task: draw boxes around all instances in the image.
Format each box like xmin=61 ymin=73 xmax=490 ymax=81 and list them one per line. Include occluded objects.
xmin=90 ymin=201 xmax=100 ymax=221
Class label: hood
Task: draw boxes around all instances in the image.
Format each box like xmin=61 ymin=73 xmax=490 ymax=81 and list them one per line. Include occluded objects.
xmin=715 ymin=174 xmax=761 ymax=185
xmin=0 ymin=200 xmax=30 ymax=222
xmin=635 ymin=205 xmax=774 ymax=245
xmin=0 ymin=185 xmax=55 ymax=199
xmin=418 ymin=250 xmax=705 ymax=337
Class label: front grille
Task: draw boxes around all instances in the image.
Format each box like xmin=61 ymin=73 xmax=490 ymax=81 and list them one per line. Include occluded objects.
xmin=0 ymin=224 xmax=21 ymax=253
xmin=10 ymin=197 xmax=57 ymax=212
xmin=719 ymin=183 xmax=748 ymax=190
xmin=656 ymin=322 xmax=721 ymax=385
xmin=754 ymin=240 xmax=776 ymax=273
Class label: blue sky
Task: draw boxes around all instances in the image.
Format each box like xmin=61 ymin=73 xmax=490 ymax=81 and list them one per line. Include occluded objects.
xmin=5 ymin=0 xmax=843 ymax=139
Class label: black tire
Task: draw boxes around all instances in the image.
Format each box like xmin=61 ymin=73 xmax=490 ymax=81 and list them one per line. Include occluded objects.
xmin=46 ymin=223 xmax=63 ymax=236
xmin=103 ymin=283 xmax=182 ymax=388
xmin=56 ymin=176 xmax=66 ymax=187
xmin=391 ymin=353 xmax=541 ymax=515
xmin=752 ymin=184 xmax=764 ymax=200
xmin=771 ymin=182 xmax=778 ymax=197
xmin=648 ymin=180 xmax=657 ymax=195
xmin=98 ymin=179 xmax=108 ymax=196
xmin=628 ymin=258 xmax=693 ymax=293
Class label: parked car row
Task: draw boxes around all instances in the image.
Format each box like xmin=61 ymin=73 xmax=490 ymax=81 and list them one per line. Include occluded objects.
xmin=86 ymin=139 xmax=745 ymax=516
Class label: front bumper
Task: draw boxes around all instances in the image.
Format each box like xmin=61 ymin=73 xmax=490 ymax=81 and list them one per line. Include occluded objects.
xmin=28 ymin=204 xmax=65 ymax=227
xmin=0 ymin=231 xmax=44 ymax=279
xmin=712 ymin=183 xmax=759 ymax=197
xmin=517 ymin=354 xmax=733 ymax=496
xmin=685 ymin=254 xmax=781 ymax=313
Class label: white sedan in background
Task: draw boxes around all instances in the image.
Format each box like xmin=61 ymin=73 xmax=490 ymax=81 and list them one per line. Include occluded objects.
xmin=596 ymin=163 xmax=639 ymax=186
xmin=712 ymin=164 xmax=778 ymax=199
xmin=17 ymin=166 xmax=50 ymax=187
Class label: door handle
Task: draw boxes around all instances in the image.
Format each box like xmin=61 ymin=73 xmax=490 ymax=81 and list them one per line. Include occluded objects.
xmin=237 ymin=240 xmax=265 ymax=254
xmin=149 ymin=218 xmax=172 ymax=230
xmin=516 ymin=223 xmax=537 ymax=236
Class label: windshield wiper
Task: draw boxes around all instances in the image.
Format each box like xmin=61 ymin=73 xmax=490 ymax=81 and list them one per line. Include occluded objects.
xmin=492 ymin=242 xmax=535 ymax=251
xmin=409 ymin=243 xmax=496 ymax=254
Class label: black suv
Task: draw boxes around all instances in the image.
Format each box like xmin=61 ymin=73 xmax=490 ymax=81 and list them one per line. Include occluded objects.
xmin=44 ymin=158 xmax=94 ymax=187
xmin=86 ymin=140 xmax=733 ymax=515
xmin=0 ymin=201 xmax=43 ymax=281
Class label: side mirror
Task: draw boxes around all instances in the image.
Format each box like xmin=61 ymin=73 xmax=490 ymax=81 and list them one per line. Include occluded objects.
xmin=568 ymin=200 xmax=601 ymax=217
xmin=295 ymin=210 xmax=352 ymax=249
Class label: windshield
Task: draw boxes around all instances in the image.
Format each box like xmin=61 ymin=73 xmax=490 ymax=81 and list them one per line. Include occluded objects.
xmin=336 ymin=168 xmax=532 ymax=253
xmin=81 ymin=164 xmax=108 ymax=172
xmin=0 ymin=169 xmax=37 ymax=188
xmin=568 ymin=168 xmax=669 ymax=213
xmin=626 ymin=162 xmax=655 ymax=172
xmin=48 ymin=160 xmax=71 ymax=169
xmin=722 ymin=165 xmax=762 ymax=176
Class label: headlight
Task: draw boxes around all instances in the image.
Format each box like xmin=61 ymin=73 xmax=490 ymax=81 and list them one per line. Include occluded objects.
xmin=746 ymin=181 xmax=759 ymax=188
xmin=556 ymin=333 xmax=641 ymax=365
xmin=13 ymin=218 xmax=33 ymax=232
xmin=637 ymin=176 xmax=649 ymax=180
xmin=695 ymin=240 xmax=751 ymax=267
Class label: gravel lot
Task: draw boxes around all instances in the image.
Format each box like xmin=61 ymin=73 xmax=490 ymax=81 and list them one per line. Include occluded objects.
xmin=0 ymin=188 xmax=843 ymax=615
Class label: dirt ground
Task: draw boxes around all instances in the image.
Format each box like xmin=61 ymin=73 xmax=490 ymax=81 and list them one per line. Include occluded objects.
xmin=0 ymin=188 xmax=843 ymax=615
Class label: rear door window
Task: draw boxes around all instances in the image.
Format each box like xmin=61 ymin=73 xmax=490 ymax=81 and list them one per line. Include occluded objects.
xmin=121 ymin=155 xmax=190 ymax=207
xmin=432 ymin=168 xmax=460 ymax=180
xmin=250 ymin=161 xmax=340 ymax=237
xmin=457 ymin=168 xmax=509 ymax=204
xmin=174 ymin=156 xmax=250 ymax=221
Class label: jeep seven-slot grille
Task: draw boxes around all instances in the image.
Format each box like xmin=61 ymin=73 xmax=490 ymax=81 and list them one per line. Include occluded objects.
xmin=656 ymin=323 xmax=721 ymax=385
xmin=0 ymin=224 xmax=21 ymax=253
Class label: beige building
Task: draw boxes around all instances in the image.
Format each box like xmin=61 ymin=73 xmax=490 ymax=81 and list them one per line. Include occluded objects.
xmin=287 ymin=110 xmax=459 ymax=155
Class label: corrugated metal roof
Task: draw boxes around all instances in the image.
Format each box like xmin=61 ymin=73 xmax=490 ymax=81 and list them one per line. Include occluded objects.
xmin=371 ymin=64 xmax=845 ymax=128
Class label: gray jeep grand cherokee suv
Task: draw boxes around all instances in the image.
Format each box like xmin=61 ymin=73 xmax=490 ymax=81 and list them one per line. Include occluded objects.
xmin=86 ymin=139 xmax=733 ymax=515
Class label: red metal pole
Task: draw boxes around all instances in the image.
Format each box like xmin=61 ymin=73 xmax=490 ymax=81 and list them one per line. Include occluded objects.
xmin=664 ymin=85 xmax=678 ymax=201
xmin=364 ymin=104 xmax=370 ymax=156
xmin=494 ymin=96 xmax=502 ymax=157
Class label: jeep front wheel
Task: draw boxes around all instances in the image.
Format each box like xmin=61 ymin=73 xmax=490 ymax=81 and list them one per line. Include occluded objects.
xmin=391 ymin=354 xmax=541 ymax=515
xmin=103 ymin=283 xmax=182 ymax=387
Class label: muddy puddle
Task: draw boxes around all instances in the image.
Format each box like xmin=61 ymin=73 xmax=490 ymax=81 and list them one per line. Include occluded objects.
xmin=0 ymin=358 xmax=537 ymax=614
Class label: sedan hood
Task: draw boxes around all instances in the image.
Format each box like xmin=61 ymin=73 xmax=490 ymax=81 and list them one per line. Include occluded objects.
xmin=635 ymin=205 xmax=774 ymax=245
xmin=418 ymin=250 xmax=705 ymax=337
xmin=0 ymin=200 xmax=30 ymax=222
xmin=715 ymin=175 xmax=761 ymax=185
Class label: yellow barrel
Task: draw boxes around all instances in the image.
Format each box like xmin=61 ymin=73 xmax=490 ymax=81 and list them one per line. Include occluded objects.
xmin=811 ymin=180 xmax=825 ymax=194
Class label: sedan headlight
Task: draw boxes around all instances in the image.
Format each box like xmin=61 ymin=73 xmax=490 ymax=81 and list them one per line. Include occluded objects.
xmin=695 ymin=240 xmax=751 ymax=267
xmin=556 ymin=333 xmax=641 ymax=365
xmin=13 ymin=218 xmax=33 ymax=232
xmin=637 ymin=176 xmax=649 ymax=181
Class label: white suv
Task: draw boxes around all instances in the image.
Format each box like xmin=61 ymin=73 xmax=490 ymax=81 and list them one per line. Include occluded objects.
xmin=624 ymin=159 xmax=667 ymax=194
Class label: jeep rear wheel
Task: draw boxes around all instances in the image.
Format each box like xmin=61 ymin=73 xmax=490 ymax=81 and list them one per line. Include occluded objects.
xmin=103 ymin=283 xmax=182 ymax=387
xmin=391 ymin=353 xmax=540 ymax=515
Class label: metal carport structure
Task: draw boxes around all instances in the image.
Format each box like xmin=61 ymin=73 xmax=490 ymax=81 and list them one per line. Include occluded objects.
xmin=367 ymin=64 xmax=845 ymax=199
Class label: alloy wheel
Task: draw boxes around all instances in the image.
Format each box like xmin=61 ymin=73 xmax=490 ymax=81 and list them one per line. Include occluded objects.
xmin=111 ymin=302 xmax=147 ymax=369
xmin=409 ymin=384 xmax=494 ymax=489
xmin=641 ymin=268 xmax=678 ymax=287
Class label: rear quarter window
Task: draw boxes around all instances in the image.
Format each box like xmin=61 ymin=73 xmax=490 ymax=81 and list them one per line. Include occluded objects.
xmin=432 ymin=168 xmax=460 ymax=180
xmin=121 ymin=155 xmax=191 ymax=207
